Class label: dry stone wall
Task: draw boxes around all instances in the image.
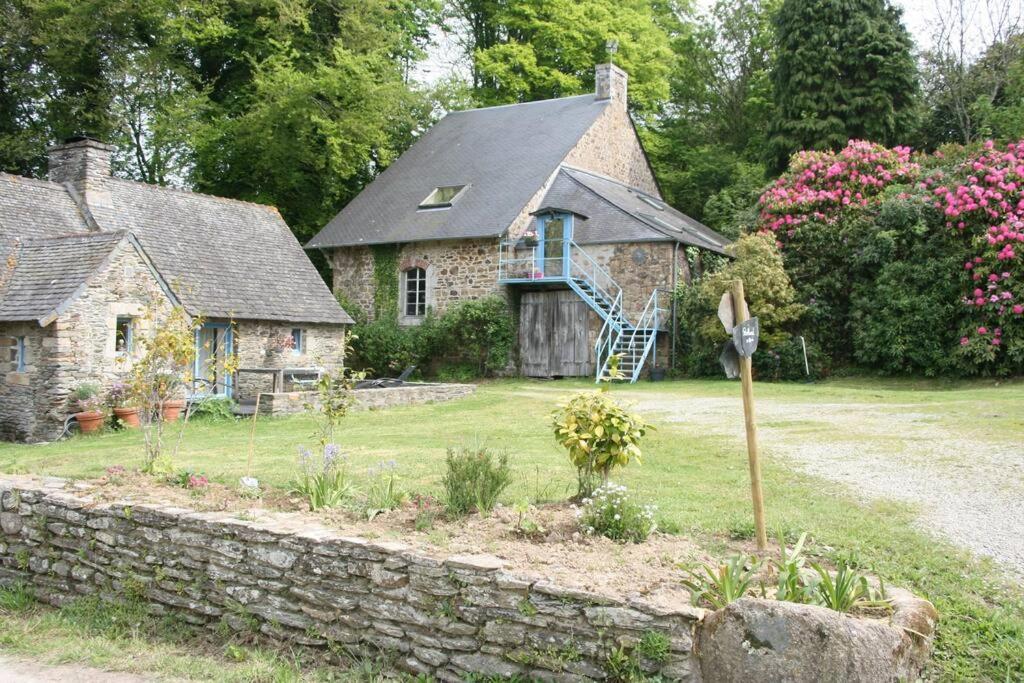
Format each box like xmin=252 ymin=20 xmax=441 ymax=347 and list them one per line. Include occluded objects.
xmin=258 ymin=383 xmax=476 ymax=416
xmin=0 ymin=477 xmax=702 ymax=681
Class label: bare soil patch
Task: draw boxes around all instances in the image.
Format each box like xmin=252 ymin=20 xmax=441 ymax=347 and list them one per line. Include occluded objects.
xmin=71 ymin=473 xmax=719 ymax=604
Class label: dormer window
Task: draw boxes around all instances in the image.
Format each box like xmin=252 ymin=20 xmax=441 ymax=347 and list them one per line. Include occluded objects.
xmin=418 ymin=185 xmax=467 ymax=210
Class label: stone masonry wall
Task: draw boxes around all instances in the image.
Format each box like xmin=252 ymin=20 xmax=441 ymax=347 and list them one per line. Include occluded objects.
xmin=0 ymin=323 xmax=53 ymax=442
xmin=0 ymin=478 xmax=702 ymax=681
xmin=0 ymin=240 xmax=172 ymax=442
xmin=257 ymin=383 xmax=476 ymax=415
xmin=330 ymin=238 xmax=502 ymax=323
xmin=563 ymin=104 xmax=660 ymax=197
xmin=233 ymin=321 xmax=347 ymax=398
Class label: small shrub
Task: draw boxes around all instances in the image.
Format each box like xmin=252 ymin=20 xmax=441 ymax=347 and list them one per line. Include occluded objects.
xmin=412 ymin=493 xmax=440 ymax=531
xmin=363 ymin=461 xmax=407 ymax=519
xmin=442 ymin=446 xmax=513 ymax=517
xmin=552 ymin=392 xmax=652 ymax=498
xmin=682 ymin=555 xmax=760 ymax=608
xmin=512 ymin=499 xmax=546 ymax=538
xmin=189 ymin=397 xmax=236 ymax=421
xmin=169 ymin=469 xmax=209 ymax=489
xmin=292 ymin=444 xmax=353 ymax=511
xmin=575 ymin=483 xmax=657 ymax=543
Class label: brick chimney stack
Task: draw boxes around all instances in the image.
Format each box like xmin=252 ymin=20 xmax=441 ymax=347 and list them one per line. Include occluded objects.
xmin=47 ymin=136 xmax=114 ymax=210
xmin=595 ymin=63 xmax=628 ymax=109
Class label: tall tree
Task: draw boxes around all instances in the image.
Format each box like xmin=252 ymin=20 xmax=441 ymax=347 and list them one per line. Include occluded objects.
xmin=920 ymin=0 xmax=1023 ymax=145
xmin=648 ymin=0 xmax=777 ymax=225
xmin=767 ymin=0 xmax=918 ymax=171
xmin=444 ymin=0 xmax=675 ymax=122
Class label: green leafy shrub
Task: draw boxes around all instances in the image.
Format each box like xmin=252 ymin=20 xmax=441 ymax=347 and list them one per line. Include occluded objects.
xmin=348 ymin=295 xmax=514 ymax=379
xmin=292 ymin=444 xmax=353 ymax=511
xmin=682 ymin=555 xmax=760 ymax=608
xmin=188 ymin=397 xmax=236 ymax=421
xmin=442 ymin=446 xmax=513 ymax=517
xmin=552 ymin=391 xmax=652 ymax=498
xmin=575 ymin=483 xmax=657 ymax=543
xmin=772 ymin=532 xmax=815 ymax=604
xmin=675 ymin=233 xmax=809 ymax=380
xmin=433 ymin=295 xmax=515 ymax=376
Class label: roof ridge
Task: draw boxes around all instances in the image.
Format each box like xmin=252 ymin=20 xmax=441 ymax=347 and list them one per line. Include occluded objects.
xmin=0 ymin=171 xmax=68 ymax=192
xmin=106 ymin=177 xmax=281 ymax=214
xmin=446 ymin=93 xmax=599 ymax=116
xmin=560 ymin=165 xmax=661 ymax=199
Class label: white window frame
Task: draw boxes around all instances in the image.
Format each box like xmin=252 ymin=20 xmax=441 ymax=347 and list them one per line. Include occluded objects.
xmin=400 ymin=266 xmax=429 ymax=323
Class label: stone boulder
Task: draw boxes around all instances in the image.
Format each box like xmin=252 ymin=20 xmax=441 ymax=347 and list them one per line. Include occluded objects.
xmin=696 ymin=592 xmax=937 ymax=682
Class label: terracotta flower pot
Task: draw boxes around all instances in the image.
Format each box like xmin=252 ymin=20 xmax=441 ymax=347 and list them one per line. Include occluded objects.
xmin=74 ymin=410 xmax=105 ymax=434
xmin=161 ymin=399 xmax=186 ymax=422
xmin=113 ymin=406 xmax=140 ymax=428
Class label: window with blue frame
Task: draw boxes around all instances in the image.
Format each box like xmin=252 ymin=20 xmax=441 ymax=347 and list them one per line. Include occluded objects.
xmin=115 ymin=317 xmax=133 ymax=356
xmin=291 ymin=328 xmax=304 ymax=354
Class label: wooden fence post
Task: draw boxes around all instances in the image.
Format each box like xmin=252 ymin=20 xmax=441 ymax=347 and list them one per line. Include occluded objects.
xmin=732 ymin=280 xmax=768 ymax=552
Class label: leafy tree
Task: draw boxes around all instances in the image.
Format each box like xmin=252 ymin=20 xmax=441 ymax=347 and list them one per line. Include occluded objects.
xmin=767 ymin=0 xmax=918 ymax=171
xmin=446 ymin=0 xmax=674 ymax=121
xmin=649 ymin=0 xmax=776 ymax=220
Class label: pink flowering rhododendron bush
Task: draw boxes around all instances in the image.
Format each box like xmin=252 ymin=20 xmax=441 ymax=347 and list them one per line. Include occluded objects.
xmin=751 ymin=139 xmax=1024 ymax=375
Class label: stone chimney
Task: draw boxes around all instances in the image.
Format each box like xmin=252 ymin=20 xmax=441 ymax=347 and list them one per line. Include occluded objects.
xmin=47 ymin=136 xmax=114 ymax=210
xmin=595 ymin=63 xmax=628 ymax=109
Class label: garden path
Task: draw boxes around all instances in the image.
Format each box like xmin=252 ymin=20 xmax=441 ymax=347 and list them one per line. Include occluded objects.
xmin=0 ymin=655 xmax=154 ymax=682
xmin=634 ymin=391 xmax=1024 ymax=576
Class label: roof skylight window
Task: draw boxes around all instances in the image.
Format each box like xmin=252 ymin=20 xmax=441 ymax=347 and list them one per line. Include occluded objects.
xmin=637 ymin=193 xmax=666 ymax=211
xmin=419 ymin=185 xmax=467 ymax=210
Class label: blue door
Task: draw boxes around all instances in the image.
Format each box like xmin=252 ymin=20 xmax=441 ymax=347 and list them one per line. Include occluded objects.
xmin=193 ymin=323 xmax=234 ymax=398
xmin=538 ymin=213 xmax=571 ymax=278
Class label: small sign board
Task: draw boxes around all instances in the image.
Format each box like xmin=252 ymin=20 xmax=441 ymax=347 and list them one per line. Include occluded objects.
xmin=719 ymin=339 xmax=740 ymax=379
xmin=733 ymin=317 xmax=760 ymax=358
xmin=717 ymin=293 xmax=735 ymax=333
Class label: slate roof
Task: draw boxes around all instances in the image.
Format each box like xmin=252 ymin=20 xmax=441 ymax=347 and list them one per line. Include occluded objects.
xmin=543 ymin=168 xmax=731 ymax=255
xmin=0 ymin=232 xmax=133 ymax=323
xmin=307 ymin=94 xmax=609 ymax=248
xmin=86 ymin=180 xmax=351 ymax=324
xmin=0 ymin=173 xmax=352 ymax=326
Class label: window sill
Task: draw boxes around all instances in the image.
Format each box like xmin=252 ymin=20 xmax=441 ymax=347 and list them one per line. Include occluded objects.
xmin=398 ymin=315 xmax=426 ymax=327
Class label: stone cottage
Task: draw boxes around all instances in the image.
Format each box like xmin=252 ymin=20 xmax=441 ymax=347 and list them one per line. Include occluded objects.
xmin=308 ymin=64 xmax=730 ymax=382
xmin=0 ymin=138 xmax=352 ymax=442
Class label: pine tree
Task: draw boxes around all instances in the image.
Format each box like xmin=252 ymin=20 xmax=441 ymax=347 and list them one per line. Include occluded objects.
xmin=767 ymin=0 xmax=918 ymax=171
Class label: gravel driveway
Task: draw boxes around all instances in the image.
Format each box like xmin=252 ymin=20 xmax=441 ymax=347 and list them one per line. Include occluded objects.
xmin=634 ymin=392 xmax=1024 ymax=576
xmin=0 ymin=655 xmax=153 ymax=683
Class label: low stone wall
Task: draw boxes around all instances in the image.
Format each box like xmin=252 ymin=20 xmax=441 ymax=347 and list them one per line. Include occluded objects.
xmin=258 ymin=383 xmax=476 ymax=416
xmin=0 ymin=477 xmax=700 ymax=680
xmin=0 ymin=478 xmax=937 ymax=682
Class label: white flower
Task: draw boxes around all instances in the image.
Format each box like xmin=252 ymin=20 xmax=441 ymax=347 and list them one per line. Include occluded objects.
xmin=614 ymin=514 xmax=621 ymax=520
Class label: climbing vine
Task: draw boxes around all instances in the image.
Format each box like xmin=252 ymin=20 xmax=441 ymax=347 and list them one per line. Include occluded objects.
xmin=371 ymin=244 xmax=400 ymax=321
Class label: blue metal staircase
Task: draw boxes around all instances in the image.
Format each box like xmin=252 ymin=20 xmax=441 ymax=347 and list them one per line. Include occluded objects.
xmin=498 ymin=237 xmax=665 ymax=383
xmin=564 ymin=243 xmax=665 ymax=384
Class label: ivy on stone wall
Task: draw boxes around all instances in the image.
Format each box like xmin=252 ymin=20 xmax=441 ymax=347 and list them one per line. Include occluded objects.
xmin=371 ymin=244 xmax=400 ymax=321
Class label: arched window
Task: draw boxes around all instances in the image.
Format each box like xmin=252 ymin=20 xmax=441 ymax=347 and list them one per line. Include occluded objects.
xmin=403 ymin=267 xmax=427 ymax=318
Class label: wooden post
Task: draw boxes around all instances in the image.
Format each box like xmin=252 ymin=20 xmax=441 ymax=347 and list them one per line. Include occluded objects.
xmin=732 ymin=280 xmax=768 ymax=552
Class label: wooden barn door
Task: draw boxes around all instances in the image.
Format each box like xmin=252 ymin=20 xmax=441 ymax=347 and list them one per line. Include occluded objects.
xmin=519 ymin=291 xmax=593 ymax=377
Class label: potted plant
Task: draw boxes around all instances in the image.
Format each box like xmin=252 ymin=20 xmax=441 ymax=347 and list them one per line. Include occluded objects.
xmin=521 ymin=230 xmax=539 ymax=247
xmin=108 ymin=382 xmax=140 ymax=428
xmin=72 ymin=383 xmax=106 ymax=434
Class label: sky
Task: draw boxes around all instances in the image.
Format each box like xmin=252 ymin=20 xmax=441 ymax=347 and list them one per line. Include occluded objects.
xmin=414 ymin=0 xmax=1018 ymax=84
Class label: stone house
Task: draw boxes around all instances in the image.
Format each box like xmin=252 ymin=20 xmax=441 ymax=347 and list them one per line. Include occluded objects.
xmin=0 ymin=138 xmax=352 ymax=442
xmin=308 ymin=64 xmax=730 ymax=382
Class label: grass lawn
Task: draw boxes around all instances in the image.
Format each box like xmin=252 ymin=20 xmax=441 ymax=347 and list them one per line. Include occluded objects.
xmin=1 ymin=377 xmax=1023 ymax=681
